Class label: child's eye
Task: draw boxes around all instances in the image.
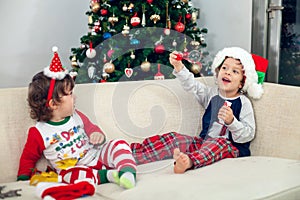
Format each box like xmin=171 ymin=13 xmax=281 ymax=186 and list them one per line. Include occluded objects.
xmin=233 ymin=70 xmax=241 ymax=74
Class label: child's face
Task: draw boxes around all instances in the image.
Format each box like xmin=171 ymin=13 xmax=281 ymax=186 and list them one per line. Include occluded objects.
xmin=55 ymin=87 xmax=75 ymax=119
xmin=216 ymin=57 xmax=244 ymax=98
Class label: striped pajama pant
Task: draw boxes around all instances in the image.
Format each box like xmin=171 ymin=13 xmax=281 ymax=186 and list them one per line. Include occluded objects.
xmin=130 ymin=132 xmax=239 ymax=169
xmin=90 ymin=139 xmax=137 ymax=173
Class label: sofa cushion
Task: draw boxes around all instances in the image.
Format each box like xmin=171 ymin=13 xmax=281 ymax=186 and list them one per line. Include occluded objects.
xmin=98 ymin=156 xmax=300 ymax=200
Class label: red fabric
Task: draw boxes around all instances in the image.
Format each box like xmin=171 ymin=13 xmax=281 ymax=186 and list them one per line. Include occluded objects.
xmin=251 ymin=54 xmax=268 ymax=73
xmin=76 ymin=109 xmax=104 ymax=138
xmin=17 ymin=127 xmax=46 ymax=178
xmin=131 ymin=132 xmax=239 ymax=168
xmin=41 ymin=181 xmax=95 ymax=200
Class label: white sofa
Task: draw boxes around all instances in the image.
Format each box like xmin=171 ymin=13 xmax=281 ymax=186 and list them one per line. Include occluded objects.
xmin=0 ymin=77 xmax=300 ymax=200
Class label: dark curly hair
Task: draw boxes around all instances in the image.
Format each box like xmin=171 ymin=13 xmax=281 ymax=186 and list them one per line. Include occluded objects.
xmin=27 ymin=71 xmax=75 ymax=122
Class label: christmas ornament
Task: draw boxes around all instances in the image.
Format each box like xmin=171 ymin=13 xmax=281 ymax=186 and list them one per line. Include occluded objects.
xmin=122 ymin=22 xmax=130 ymax=36
xmin=93 ymin=21 xmax=101 ymax=33
xmin=181 ymin=0 xmax=189 ymax=3
xmin=147 ymin=0 xmax=153 ymax=4
xmin=188 ymin=50 xmax=202 ymax=63
xmin=185 ymin=13 xmax=192 ymax=20
xmin=125 ymin=63 xmax=133 ymax=78
xmin=154 ymin=44 xmax=165 ymax=54
xmin=71 ymin=56 xmax=78 ymax=67
xmin=131 ymin=12 xmax=141 ymax=26
xmin=100 ymin=9 xmax=108 ymax=15
xmin=154 ymin=64 xmax=165 ymax=80
xmin=191 ymin=63 xmax=202 ymax=74
xmin=108 ymin=14 xmax=118 ymax=26
xmin=164 ymin=28 xmax=171 ymax=35
xmin=141 ymin=5 xmax=146 ymax=27
xmin=175 ymin=16 xmax=185 ymax=32
xmin=88 ymin=15 xmax=93 ymax=24
xmin=127 ymin=3 xmax=134 ymax=12
xmin=91 ymin=2 xmax=100 ymax=13
xmin=130 ymin=38 xmax=140 ymax=45
xmin=150 ymin=14 xmax=160 ymax=24
xmin=172 ymin=39 xmax=177 ymax=47
xmin=141 ymin=58 xmax=151 ymax=72
xmin=103 ymin=32 xmax=112 ymax=39
xmin=103 ymin=62 xmax=115 ymax=73
xmin=87 ymin=63 xmax=97 ymax=79
xmin=192 ymin=10 xmax=199 ymax=23
xmin=130 ymin=51 xmax=136 ymax=59
xmin=86 ymin=42 xmax=96 ymax=59
xmin=122 ymin=4 xmax=128 ymax=11
xmin=102 ymin=72 xmax=110 ymax=80
xmin=107 ymin=48 xmax=115 ymax=58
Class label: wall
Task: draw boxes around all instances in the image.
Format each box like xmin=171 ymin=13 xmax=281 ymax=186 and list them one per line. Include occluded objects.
xmin=0 ymin=0 xmax=252 ymax=88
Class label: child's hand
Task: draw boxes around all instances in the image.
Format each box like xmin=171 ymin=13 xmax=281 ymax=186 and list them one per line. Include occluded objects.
xmin=218 ymin=105 xmax=234 ymax=125
xmin=89 ymin=132 xmax=105 ymax=145
xmin=169 ymin=52 xmax=184 ymax=72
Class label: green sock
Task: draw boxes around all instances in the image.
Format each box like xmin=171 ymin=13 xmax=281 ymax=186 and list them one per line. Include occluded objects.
xmin=98 ymin=169 xmax=109 ymax=184
xmin=106 ymin=170 xmax=120 ymax=185
xmin=119 ymin=167 xmax=136 ymax=189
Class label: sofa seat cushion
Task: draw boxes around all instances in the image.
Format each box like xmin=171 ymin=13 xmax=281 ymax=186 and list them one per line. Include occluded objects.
xmin=99 ymin=156 xmax=300 ymax=200
xmin=2 ymin=156 xmax=300 ymax=200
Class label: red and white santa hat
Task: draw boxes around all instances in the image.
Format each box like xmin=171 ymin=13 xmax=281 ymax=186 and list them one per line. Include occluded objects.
xmin=211 ymin=47 xmax=268 ymax=99
xmin=44 ymin=46 xmax=77 ymax=107
xmin=43 ymin=46 xmax=68 ymax=80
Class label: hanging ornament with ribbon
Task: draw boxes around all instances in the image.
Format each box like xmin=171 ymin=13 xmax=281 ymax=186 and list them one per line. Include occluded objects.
xmin=141 ymin=5 xmax=146 ymax=27
xmin=154 ymin=64 xmax=165 ymax=80
xmin=86 ymin=41 xmax=96 ymax=59
xmin=174 ymin=15 xmax=185 ymax=32
xmin=130 ymin=12 xmax=140 ymax=26
xmin=125 ymin=62 xmax=133 ymax=78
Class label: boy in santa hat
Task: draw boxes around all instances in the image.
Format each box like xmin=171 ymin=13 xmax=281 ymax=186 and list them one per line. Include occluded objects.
xmin=131 ymin=47 xmax=268 ymax=173
xmin=17 ymin=47 xmax=137 ymax=199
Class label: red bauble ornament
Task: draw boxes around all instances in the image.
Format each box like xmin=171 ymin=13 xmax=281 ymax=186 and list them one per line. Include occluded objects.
xmin=185 ymin=13 xmax=192 ymax=20
xmin=130 ymin=12 xmax=140 ymax=26
xmin=174 ymin=16 xmax=185 ymax=32
xmin=101 ymin=9 xmax=108 ymax=15
xmin=175 ymin=22 xmax=185 ymax=32
xmin=147 ymin=0 xmax=153 ymax=4
xmin=154 ymin=44 xmax=165 ymax=54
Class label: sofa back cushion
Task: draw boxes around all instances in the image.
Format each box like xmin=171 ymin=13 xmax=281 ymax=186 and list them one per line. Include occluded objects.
xmin=0 ymin=77 xmax=299 ymax=183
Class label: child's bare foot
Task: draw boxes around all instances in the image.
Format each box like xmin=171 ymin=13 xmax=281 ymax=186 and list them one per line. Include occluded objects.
xmin=173 ymin=148 xmax=193 ymax=174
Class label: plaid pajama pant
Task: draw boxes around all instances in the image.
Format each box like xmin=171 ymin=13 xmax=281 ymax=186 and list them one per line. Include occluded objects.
xmin=130 ymin=132 xmax=239 ymax=169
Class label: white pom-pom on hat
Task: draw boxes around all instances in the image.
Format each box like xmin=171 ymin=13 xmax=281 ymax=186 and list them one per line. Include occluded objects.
xmin=52 ymin=46 xmax=58 ymax=52
xmin=211 ymin=47 xmax=267 ymax=99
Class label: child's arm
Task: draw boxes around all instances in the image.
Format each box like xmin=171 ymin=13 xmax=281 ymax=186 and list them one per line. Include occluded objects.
xmin=75 ymin=110 xmax=106 ymax=145
xmin=17 ymin=127 xmax=45 ymax=180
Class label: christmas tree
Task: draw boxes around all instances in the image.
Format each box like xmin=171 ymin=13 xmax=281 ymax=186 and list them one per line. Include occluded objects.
xmin=70 ymin=0 xmax=212 ymax=83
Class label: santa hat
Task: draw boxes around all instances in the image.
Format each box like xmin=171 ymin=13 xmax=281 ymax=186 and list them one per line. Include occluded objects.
xmin=44 ymin=46 xmax=68 ymax=80
xmin=36 ymin=181 xmax=95 ymax=200
xmin=44 ymin=46 xmax=77 ymax=107
xmin=211 ymin=47 xmax=268 ymax=99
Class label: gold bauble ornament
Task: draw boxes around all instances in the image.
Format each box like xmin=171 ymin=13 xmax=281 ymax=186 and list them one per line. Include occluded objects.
xmin=191 ymin=63 xmax=202 ymax=74
xmin=141 ymin=60 xmax=151 ymax=72
xmin=181 ymin=0 xmax=189 ymax=3
xmin=103 ymin=62 xmax=115 ymax=74
xmin=91 ymin=2 xmax=100 ymax=13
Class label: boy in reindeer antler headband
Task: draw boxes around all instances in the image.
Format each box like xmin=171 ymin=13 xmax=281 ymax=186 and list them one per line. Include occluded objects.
xmin=131 ymin=47 xmax=268 ymax=174
xmin=17 ymin=47 xmax=137 ymax=199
